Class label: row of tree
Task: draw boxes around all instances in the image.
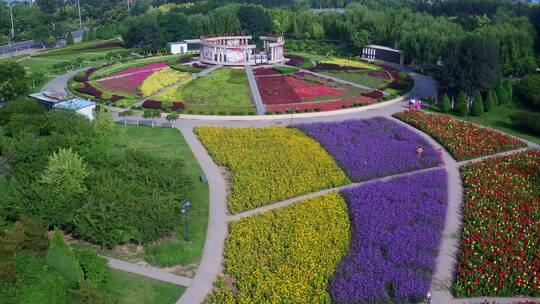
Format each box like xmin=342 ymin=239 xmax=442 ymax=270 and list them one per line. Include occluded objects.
xmin=440 ymin=81 xmax=513 ymax=116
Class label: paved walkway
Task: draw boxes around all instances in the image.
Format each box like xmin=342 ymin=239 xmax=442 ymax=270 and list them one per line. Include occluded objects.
xmin=105 ymin=257 xmax=192 ymax=286
xmin=244 ymin=65 xmax=265 ymax=115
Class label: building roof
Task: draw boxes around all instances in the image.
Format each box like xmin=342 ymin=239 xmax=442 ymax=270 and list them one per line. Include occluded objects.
xmin=53 ymin=98 xmax=95 ymax=111
xmin=29 ymin=91 xmax=67 ymax=103
xmin=366 ymin=44 xmax=402 ymax=53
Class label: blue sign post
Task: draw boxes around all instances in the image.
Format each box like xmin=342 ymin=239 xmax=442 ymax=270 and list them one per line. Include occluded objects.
xmin=181 ymin=200 xmax=191 ymax=241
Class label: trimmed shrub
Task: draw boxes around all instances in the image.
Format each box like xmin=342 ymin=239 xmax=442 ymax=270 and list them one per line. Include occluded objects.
xmin=166 ymin=113 xmax=179 ymax=121
xmin=46 ymin=229 xmax=84 ymax=284
xmin=441 ymin=95 xmax=452 ymax=113
xmin=74 ymin=82 xmax=85 ymax=90
xmin=141 ymin=99 xmax=162 ymax=109
xmin=509 ymin=112 xmax=540 ymax=135
xmin=471 ymin=91 xmax=484 ymax=116
xmin=484 ymin=91 xmax=495 ymax=112
xmin=171 ymin=102 xmax=185 ymax=110
xmin=142 ymin=109 xmax=161 ymax=118
xmin=74 ymin=248 xmax=110 ymax=288
xmin=455 ymin=90 xmax=468 ymax=116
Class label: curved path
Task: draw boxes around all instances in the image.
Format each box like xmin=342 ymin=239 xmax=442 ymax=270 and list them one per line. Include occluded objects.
xmin=45 ymin=68 xmax=538 ymax=304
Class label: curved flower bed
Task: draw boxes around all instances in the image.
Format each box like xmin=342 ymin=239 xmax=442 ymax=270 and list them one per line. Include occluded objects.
xmin=298 ymin=118 xmax=442 ymax=181
xmin=454 ymin=151 xmax=539 ymax=298
xmin=107 ymin=62 xmax=168 ymax=78
xmin=207 ymin=193 xmax=350 ymax=303
xmin=286 ymin=75 xmax=343 ymax=99
xmin=194 ymin=126 xmax=349 ymax=214
xmin=140 ymin=68 xmax=190 ymax=97
xmin=392 ymin=110 xmax=526 ymax=160
xmin=256 ymin=74 xmax=300 ymax=104
xmin=331 ymin=169 xmax=447 ymax=303
xmin=265 ymin=96 xmax=375 ymax=112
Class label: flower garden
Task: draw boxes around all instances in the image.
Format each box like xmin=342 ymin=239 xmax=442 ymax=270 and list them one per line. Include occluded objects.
xmin=393 ymin=110 xmax=526 ymax=160
xmin=453 ymin=150 xmax=539 ymax=298
xmin=194 ymin=126 xmax=349 ymax=214
xmin=207 ymin=193 xmax=350 ymax=303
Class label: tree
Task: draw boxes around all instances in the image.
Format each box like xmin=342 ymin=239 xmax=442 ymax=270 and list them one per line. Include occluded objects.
xmin=505 ymin=81 xmax=513 ymax=104
xmin=66 ymin=32 xmax=74 ymax=45
xmin=37 ymin=0 xmax=59 ymax=15
xmin=0 ymin=62 xmax=30 ymax=103
xmin=517 ymin=74 xmax=540 ymax=110
xmin=440 ymin=94 xmax=451 ymax=113
xmin=484 ymin=91 xmax=495 ymax=112
xmin=455 ymin=90 xmax=468 ymax=116
xmin=122 ymin=14 xmax=167 ymax=49
xmin=351 ymin=29 xmax=371 ymax=50
xmin=471 ymin=90 xmax=484 ymax=116
xmin=440 ymin=33 xmax=501 ymax=94
xmin=237 ymin=5 xmax=273 ymax=39
xmin=492 ymin=88 xmax=499 ymax=106
xmin=92 ymin=108 xmax=114 ymax=133
xmin=496 ymin=84 xmax=508 ymax=105
xmin=38 ymin=148 xmax=89 ymax=225
xmin=46 ymin=229 xmax=84 ymax=284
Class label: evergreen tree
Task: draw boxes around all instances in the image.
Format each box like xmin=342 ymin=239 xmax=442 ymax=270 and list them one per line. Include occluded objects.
xmin=484 ymin=91 xmax=495 ymax=112
xmin=81 ymin=30 xmax=88 ymax=42
xmin=66 ymin=32 xmax=74 ymax=45
xmin=505 ymin=81 xmax=513 ymax=104
xmin=441 ymin=94 xmax=452 ymax=113
xmin=492 ymin=89 xmax=500 ymax=106
xmin=471 ymin=90 xmax=484 ymax=116
xmin=47 ymin=229 xmax=84 ymax=284
xmin=455 ymin=90 xmax=468 ymax=116
xmin=88 ymin=28 xmax=96 ymax=41
xmin=497 ymin=85 xmax=508 ymax=105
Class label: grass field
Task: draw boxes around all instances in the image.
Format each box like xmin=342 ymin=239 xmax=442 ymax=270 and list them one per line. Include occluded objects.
xmin=73 ymin=124 xmax=209 ymax=270
xmin=102 ymin=270 xmax=185 ymax=304
xmin=157 ymin=67 xmax=256 ymax=113
xmin=428 ymin=102 xmax=540 ymax=144
xmin=321 ymin=70 xmax=391 ymax=89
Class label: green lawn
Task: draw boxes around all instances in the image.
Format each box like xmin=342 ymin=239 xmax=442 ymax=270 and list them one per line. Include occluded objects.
xmin=429 ymin=102 xmax=540 ymax=144
xmin=321 ymin=70 xmax=391 ymax=89
xmin=110 ymin=125 xmax=209 ymax=268
xmin=102 ymin=270 xmax=185 ymax=304
xmin=157 ymin=67 xmax=256 ymax=113
xmin=72 ymin=125 xmax=209 ymax=270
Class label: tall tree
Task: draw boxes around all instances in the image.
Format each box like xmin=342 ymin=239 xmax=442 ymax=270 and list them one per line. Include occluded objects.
xmin=0 ymin=62 xmax=30 ymax=103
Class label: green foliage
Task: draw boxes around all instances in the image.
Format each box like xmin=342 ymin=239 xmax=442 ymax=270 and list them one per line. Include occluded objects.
xmin=67 ymin=32 xmax=74 ymax=45
xmin=509 ymin=112 xmax=540 ymax=136
xmin=37 ymin=148 xmax=89 ymax=226
xmin=46 ymin=229 xmax=84 ymax=284
xmin=517 ymin=74 xmax=540 ymax=110
xmin=166 ymin=113 xmax=179 ymax=121
xmin=471 ymin=91 xmax=484 ymax=116
xmin=13 ymin=250 xmax=71 ymax=304
xmin=71 ymin=282 xmax=111 ymax=304
xmin=440 ymin=95 xmax=452 ymax=113
xmin=505 ymin=81 xmax=513 ymax=103
xmin=455 ymin=90 xmax=468 ymax=116
xmin=92 ymin=108 xmax=115 ymax=133
xmin=496 ymin=84 xmax=509 ymax=105
xmin=0 ymin=62 xmax=30 ymax=103
xmin=74 ymin=248 xmax=110 ymax=288
xmin=170 ymin=64 xmax=201 ymax=73
xmin=272 ymin=66 xmax=298 ymax=74
xmin=492 ymin=88 xmax=500 ymax=106
xmin=484 ymin=91 xmax=495 ymax=112
xmin=143 ymin=109 xmax=161 ymax=118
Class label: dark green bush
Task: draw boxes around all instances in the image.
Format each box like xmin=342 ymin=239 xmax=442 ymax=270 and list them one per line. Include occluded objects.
xmin=517 ymin=74 xmax=540 ymax=110
xmin=455 ymin=90 xmax=468 ymax=116
xmin=74 ymin=248 xmax=110 ymax=288
xmin=170 ymin=64 xmax=201 ymax=74
xmin=470 ymin=91 xmax=484 ymax=116
xmin=440 ymin=95 xmax=452 ymax=113
xmin=510 ymin=112 xmax=540 ymax=135
xmin=484 ymin=91 xmax=495 ymax=112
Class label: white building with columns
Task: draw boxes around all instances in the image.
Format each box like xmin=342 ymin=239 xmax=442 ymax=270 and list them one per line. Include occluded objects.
xmin=200 ymin=35 xmax=285 ymax=66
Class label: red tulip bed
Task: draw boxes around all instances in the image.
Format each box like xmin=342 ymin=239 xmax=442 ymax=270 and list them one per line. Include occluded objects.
xmin=392 ymin=110 xmax=526 ymax=160
xmin=453 ymin=150 xmax=539 ymax=298
xmin=97 ymin=62 xmax=169 ymax=95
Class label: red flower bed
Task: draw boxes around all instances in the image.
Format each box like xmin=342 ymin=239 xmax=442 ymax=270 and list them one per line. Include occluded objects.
xmin=266 ymin=96 xmax=375 ymax=112
xmin=142 ymin=99 xmax=162 ymax=109
xmin=392 ymin=110 xmax=526 ymax=160
xmin=380 ymin=64 xmax=400 ymax=78
xmin=285 ymin=76 xmax=343 ymax=100
xmin=454 ymin=151 xmax=539 ymax=297
xmin=253 ymin=67 xmax=280 ymax=76
xmin=256 ymin=74 xmax=300 ymax=104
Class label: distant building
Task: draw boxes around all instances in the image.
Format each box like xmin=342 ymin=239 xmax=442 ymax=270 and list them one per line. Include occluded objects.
xmin=53 ymin=99 xmax=96 ymax=120
xmin=362 ymin=45 xmax=404 ymax=65
xmin=29 ymin=91 xmax=96 ymax=120
xmin=199 ymin=35 xmax=285 ymax=66
xmin=169 ymin=39 xmax=200 ymax=55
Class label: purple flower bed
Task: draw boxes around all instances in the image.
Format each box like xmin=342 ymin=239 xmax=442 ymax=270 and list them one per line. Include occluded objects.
xmin=330 ymin=169 xmax=447 ymax=303
xmin=142 ymin=99 xmax=162 ymax=109
xmin=362 ymin=90 xmax=384 ymax=99
xmin=77 ymin=82 xmax=102 ymax=99
xmin=285 ymin=54 xmax=306 ymax=67
xmin=111 ymin=95 xmax=124 ymax=101
xmin=172 ymin=102 xmax=185 ymax=110
xmin=297 ymin=118 xmax=441 ymax=181
xmin=367 ymin=71 xmax=391 ymax=80
xmin=314 ymin=62 xmax=364 ymax=71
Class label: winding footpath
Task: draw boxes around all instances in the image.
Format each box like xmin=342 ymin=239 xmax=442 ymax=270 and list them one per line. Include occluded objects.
xmin=43 ymin=67 xmax=540 ymax=304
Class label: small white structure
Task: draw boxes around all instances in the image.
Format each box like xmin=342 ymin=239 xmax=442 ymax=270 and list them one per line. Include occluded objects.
xmin=362 ymin=45 xmax=403 ymax=65
xmin=53 ymin=98 xmax=96 ymax=120
xmin=169 ymin=39 xmax=201 ymax=55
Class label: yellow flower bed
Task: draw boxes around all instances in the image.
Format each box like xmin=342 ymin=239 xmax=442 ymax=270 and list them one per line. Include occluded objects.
xmin=207 ymin=193 xmax=350 ymax=303
xmin=323 ymin=58 xmax=379 ymax=70
xmin=195 ymin=126 xmax=349 ymax=214
xmin=140 ymin=68 xmax=190 ymax=97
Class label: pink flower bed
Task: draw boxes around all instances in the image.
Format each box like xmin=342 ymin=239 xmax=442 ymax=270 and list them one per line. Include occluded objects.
xmin=99 ymin=76 xmax=141 ymax=95
xmin=266 ymin=96 xmax=376 ymax=112
xmin=108 ymin=62 xmax=168 ymax=78
xmin=285 ymin=76 xmax=343 ymax=100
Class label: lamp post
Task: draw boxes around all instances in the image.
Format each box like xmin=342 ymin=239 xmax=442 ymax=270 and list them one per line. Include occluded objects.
xmin=8 ymin=0 xmax=15 ymax=44
xmin=181 ymin=199 xmax=191 ymax=241
xmin=76 ymin=0 xmax=82 ymax=29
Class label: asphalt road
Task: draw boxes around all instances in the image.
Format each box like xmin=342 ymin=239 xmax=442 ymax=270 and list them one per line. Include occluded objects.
xmin=0 ymin=29 xmax=84 ymax=56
